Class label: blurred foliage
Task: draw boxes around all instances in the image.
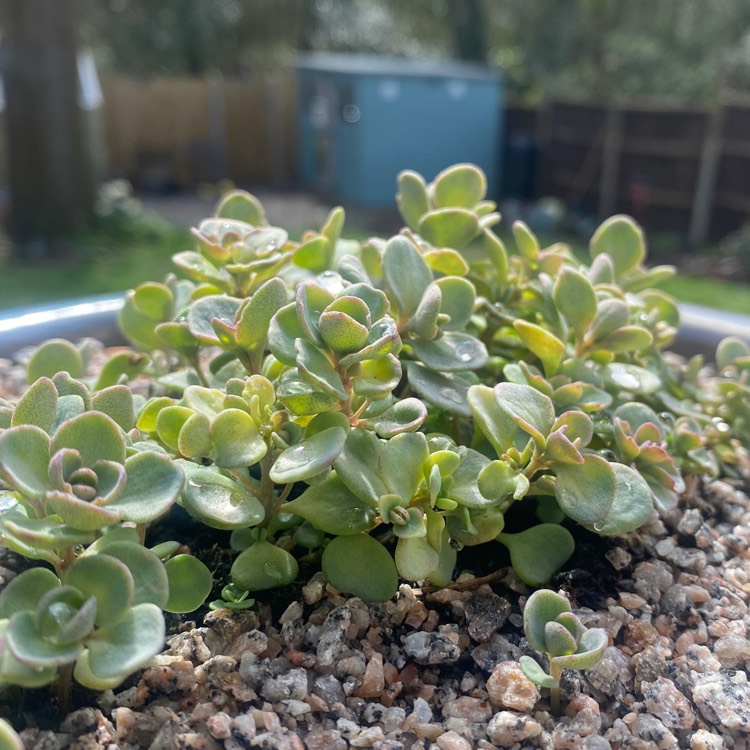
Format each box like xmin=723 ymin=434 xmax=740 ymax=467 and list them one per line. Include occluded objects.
xmin=77 ymin=0 xmax=750 ymax=103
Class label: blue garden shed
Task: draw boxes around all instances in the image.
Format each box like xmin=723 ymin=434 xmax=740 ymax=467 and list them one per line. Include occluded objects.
xmin=296 ymin=53 xmax=503 ymax=207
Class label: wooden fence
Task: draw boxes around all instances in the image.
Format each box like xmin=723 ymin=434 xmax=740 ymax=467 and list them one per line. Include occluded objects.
xmin=506 ymin=95 xmax=750 ymax=244
xmin=3 ymin=73 xmax=750 ymax=243
xmin=99 ymin=73 xmax=297 ymax=191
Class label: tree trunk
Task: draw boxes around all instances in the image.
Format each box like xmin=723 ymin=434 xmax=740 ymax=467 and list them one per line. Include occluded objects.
xmin=449 ymin=0 xmax=489 ymax=63
xmin=2 ymin=0 xmax=94 ymax=256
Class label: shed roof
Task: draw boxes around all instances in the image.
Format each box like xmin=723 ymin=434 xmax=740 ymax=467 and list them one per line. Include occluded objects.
xmin=295 ymin=53 xmax=501 ymax=82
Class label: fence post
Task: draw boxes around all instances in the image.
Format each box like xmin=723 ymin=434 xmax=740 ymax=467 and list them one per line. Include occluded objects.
xmin=534 ymin=100 xmax=554 ymax=196
xmin=207 ymin=74 xmax=228 ymax=182
xmin=598 ymin=104 xmax=622 ymax=218
xmin=689 ymin=104 xmax=724 ymax=250
xmin=266 ymin=71 xmax=287 ymax=187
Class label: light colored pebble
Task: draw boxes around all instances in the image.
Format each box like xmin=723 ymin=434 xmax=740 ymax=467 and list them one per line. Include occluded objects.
xmin=486 ymin=711 xmax=543 ymax=746
xmin=436 ymin=730 xmax=473 ymax=750
xmin=486 ymin=661 xmax=540 ymax=713
xmin=690 ymin=728 xmax=725 ymax=750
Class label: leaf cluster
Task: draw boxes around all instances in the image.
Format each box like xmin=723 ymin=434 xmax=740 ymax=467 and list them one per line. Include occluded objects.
xmin=1 ymin=164 xmax=746 ymax=693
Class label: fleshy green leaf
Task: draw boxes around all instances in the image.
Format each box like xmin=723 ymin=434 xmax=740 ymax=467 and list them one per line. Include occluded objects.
xmin=519 ymin=655 xmax=558 ymax=688
xmin=333 ymin=428 xmax=386 ymax=504
xmin=27 ymin=340 xmax=84 ymax=382
xmin=405 ymin=363 xmax=472 ymax=417
xmin=164 ymin=555 xmax=213 ymax=613
xmin=411 ymin=332 xmax=488 ymax=372
xmin=270 ymin=426 xmax=347 ymax=484
xmin=293 ymin=235 xmax=332 ymax=273
xmin=595 ymin=326 xmax=653 ymax=353
xmin=478 ymin=460 xmax=529 ymax=501
xmin=590 ymin=215 xmax=645 ymax=276
xmin=177 ymin=412 xmax=212 ymax=458
xmin=12 ymin=377 xmax=58 ymax=432
xmin=553 ymin=268 xmax=597 ymax=339
xmin=432 ymin=163 xmax=486 ymax=208
xmin=395 ymin=535 xmax=439 ymax=581
xmin=0 ymin=567 xmax=60 ymax=619
xmin=493 ymin=383 xmax=555 ymax=448
xmin=513 ymin=221 xmax=539 ymax=263
xmin=523 ymin=589 xmax=571 ymax=653
xmin=91 ymin=386 xmax=136 ymax=432
xmin=544 ymin=621 xmax=578 ymax=656
xmin=555 ymin=454 xmax=615 ymax=526
xmin=210 ymin=408 xmax=268 ymax=469
xmin=435 ymin=277 xmax=475 ymax=331
xmin=179 ymin=463 xmax=264 ymax=529
xmin=467 ymin=384 xmax=516 ymax=455
xmin=236 ymin=277 xmax=288 ymax=359
xmin=84 ymin=603 xmax=166 ymax=681
xmin=98 ymin=541 xmax=169 ymax=609
xmin=215 ymin=190 xmax=266 ymax=225
xmin=587 ymin=299 xmax=629 ymax=343
xmin=396 ymin=170 xmax=431 ymax=229
xmin=187 ymin=295 xmax=242 ymax=346
xmin=381 ymin=432 xmax=428 ymax=501
xmin=717 ymin=336 xmax=750 ymax=371
xmin=605 ymin=363 xmax=661 ymax=395
xmin=497 ymin=525 xmax=574 ymax=586
xmin=418 ymin=208 xmax=480 ymax=250
xmin=296 ymin=340 xmax=348 ymax=399
xmin=383 ymin=236 xmax=432 ymax=319
xmin=7 ymin=611 xmax=83 ymax=667
xmin=361 ymin=397 xmax=428 ymax=438
xmin=590 ymin=463 xmax=654 ymax=535
xmin=51 ymin=411 xmax=125 ymax=466
xmin=322 ymin=534 xmax=398 ymax=602
xmin=551 ymin=628 xmax=608 ymax=671
xmin=0 ymin=425 xmax=51 ymax=499
xmin=93 ymin=350 xmax=149 ymax=391
xmin=105 ymin=451 xmax=184 ymax=523
xmin=283 ymin=475 xmax=376 ymax=535
xmin=231 ymin=541 xmax=298 ymax=592
xmin=514 ymin=320 xmax=566 ymax=377
xmin=64 ymin=554 xmax=133 ymax=628
xmin=0 ymin=718 xmax=24 ymax=750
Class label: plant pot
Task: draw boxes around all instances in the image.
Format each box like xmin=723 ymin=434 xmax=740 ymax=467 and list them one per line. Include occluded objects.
xmin=0 ymin=301 xmax=749 ymax=749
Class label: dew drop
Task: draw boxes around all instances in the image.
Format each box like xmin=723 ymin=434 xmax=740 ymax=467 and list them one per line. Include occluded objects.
xmin=593 ymin=521 xmax=605 ymax=532
xmin=437 ymin=387 xmax=463 ymax=405
xmin=658 ymin=411 xmax=675 ymax=425
xmin=454 ymin=342 xmax=476 ymax=363
xmin=597 ymin=449 xmax=616 ymax=461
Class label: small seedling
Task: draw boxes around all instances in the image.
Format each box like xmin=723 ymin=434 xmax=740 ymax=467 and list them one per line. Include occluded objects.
xmin=520 ymin=589 xmax=608 ymax=714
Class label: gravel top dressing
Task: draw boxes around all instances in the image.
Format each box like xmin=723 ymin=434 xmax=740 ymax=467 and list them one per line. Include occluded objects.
xmin=3 ymin=465 xmax=749 ymax=750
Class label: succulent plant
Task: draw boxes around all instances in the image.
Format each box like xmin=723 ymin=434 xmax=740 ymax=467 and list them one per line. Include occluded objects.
xmin=0 ymin=372 xmax=212 ymax=691
xmin=0 ymin=718 xmax=23 ymax=750
xmin=2 ymin=162 xmax=748 ymax=696
xmin=520 ymin=589 xmax=608 ymax=713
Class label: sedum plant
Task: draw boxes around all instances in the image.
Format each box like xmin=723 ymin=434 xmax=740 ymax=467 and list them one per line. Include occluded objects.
xmin=1 ymin=163 xmax=747 ymax=697
xmin=520 ymin=589 xmax=608 ymax=714
xmin=0 ymin=365 xmax=212 ymax=692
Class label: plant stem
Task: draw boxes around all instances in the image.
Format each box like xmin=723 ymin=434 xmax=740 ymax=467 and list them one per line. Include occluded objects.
xmin=56 ymin=663 xmax=73 ymax=716
xmin=189 ymin=355 xmax=210 ymax=387
xmin=258 ymin=453 xmax=276 ymax=527
xmin=549 ymin=661 xmax=563 ymax=715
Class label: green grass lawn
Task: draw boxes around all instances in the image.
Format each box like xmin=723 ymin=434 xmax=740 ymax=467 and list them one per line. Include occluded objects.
xmin=0 ymin=215 xmax=190 ymax=310
xmin=659 ymin=275 xmax=750 ymax=315
xmin=1 ymin=212 xmax=748 ymax=317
